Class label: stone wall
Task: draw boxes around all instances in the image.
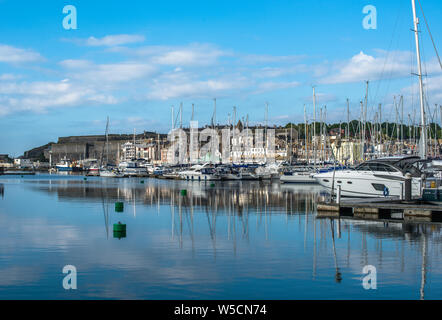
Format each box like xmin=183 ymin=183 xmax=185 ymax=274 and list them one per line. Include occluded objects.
xmin=47 ymin=132 xmax=166 ymax=164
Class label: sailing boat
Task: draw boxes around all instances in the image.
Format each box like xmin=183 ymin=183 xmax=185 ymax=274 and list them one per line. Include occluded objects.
xmin=100 ymin=117 xmax=124 ymax=178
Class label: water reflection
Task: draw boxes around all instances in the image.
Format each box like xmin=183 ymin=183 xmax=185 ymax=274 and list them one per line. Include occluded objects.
xmin=0 ymin=175 xmax=441 ymax=299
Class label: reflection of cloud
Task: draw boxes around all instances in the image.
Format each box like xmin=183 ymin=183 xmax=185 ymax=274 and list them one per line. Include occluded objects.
xmin=0 ymin=266 xmax=42 ymax=286
xmin=2 ymin=178 xmax=442 ymax=299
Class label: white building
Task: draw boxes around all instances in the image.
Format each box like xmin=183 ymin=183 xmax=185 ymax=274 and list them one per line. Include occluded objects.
xmin=14 ymin=158 xmax=33 ymax=168
xmin=122 ymin=142 xmax=136 ymax=161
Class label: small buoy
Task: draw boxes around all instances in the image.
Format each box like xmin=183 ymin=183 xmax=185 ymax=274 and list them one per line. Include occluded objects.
xmin=210 ymin=183 xmax=215 ymax=188
xmin=113 ymin=230 xmax=126 ymax=239
xmin=180 ymin=189 xmax=187 ymax=196
xmin=21 ymin=175 xmax=24 ymax=178
xmin=140 ymin=180 xmax=144 ymax=184
xmin=115 ymin=202 xmax=124 ymax=212
xmin=113 ymin=222 xmax=126 ymax=232
xmin=113 ymin=222 xmax=126 ymax=239
xmin=84 ymin=177 xmax=87 ymax=181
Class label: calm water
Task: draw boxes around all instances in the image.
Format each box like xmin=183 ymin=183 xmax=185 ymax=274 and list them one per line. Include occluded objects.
xmin=0 ymin=174 xmax=441 ymax=299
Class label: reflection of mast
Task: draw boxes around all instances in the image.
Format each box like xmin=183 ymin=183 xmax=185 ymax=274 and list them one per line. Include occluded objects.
xmin=420 ymin=232 xmax=428 ymax=300
xmin=330 ymin=219 xmax=342 ymax=283
xmin=313 ymin=213 xmax=317 ymax=279
xmin=101 ymin=188 xmax=109 ymax=239
xmin=179 ymin=194 xmax=183 ymax=248
xmin=264 ymin=197 xmax=268 ymax=241
xmin=189 ymin=191 xmax=195 ymax=254
xmin=205 ymin=205 xmax=217 ymax=259
xmin=133 ymin=186 xmax=136 ymax=218
xmin=346 ymin=222 xmax=351 ymax=268
xmin=171 ymin=190 xmax=175 ymax=240
xmin=304 ymin=206 xmax=308 ymax=251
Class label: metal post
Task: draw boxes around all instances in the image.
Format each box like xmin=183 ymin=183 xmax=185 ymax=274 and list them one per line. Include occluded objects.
xmin=405 ymin=173 xmax=412 ymax=201
xmin=337 ymin=185 xmax=341 ymax=205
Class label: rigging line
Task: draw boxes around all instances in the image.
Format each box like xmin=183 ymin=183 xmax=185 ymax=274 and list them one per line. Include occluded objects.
xmin=417 ymin=0 xmax=442 ymax=70
xmin=420 ymin=28 xmax=433 ymax=115
xmin=373 ymin=0 xmax=404 ymax=104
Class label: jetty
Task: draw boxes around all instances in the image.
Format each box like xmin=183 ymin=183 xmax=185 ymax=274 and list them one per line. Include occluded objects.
xmin=317 ymin=197 xmax=442 ymax=222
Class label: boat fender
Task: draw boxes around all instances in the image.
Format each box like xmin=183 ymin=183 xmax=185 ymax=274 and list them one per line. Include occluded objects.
xmin=383 ymin=186 xmax=389 ymax=197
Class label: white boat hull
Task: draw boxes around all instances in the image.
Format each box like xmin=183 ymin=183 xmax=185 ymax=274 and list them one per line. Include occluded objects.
xmin=100 ymin=170 xmax=124 ymax=178
xmin=180 ymin=174 xmax=221 ymax=181
xmin=314 ymin=170 xmax=421 ymax=198
xmin=280 ymin=173 xmax=317 ymax=184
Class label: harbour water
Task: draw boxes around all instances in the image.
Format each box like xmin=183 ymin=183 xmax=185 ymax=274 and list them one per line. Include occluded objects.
xmin=0 ymin=174 xmax=441 ymax=299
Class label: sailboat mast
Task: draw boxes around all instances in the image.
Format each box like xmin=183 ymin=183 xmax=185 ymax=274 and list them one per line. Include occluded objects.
xmin=412 ymin=0 xmax=427 ymax=158
xmin=346 ymin=99 xmax=350 ymax=141
xmin=313 ymin=86 xmax=317 ymax=168
xmin=180 ymin=102 xmax=183 ymax=129
xmin=304 ymin=104 xmax=308 ymax=163
xmin=171 ymin=105 xmax=175 ymax=131
xmin=105 ymin=116 xmax=109 ymax=165
xmin=265 ymin=103 xmax=268 ymax=163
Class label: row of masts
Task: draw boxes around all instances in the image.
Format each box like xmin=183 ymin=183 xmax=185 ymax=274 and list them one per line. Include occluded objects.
xmin=102 ymin=1 xmax=432 ymax=166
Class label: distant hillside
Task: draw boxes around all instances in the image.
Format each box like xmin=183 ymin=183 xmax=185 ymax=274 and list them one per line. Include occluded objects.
xmin=23 ymin=142 xmax=54 ymax=160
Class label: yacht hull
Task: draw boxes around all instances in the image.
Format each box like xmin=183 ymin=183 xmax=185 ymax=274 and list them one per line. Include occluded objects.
xmin=314 ymin=171 xmax=421 ymax=198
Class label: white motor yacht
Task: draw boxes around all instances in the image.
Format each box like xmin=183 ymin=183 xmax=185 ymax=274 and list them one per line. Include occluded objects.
xmin=179 ymin=164 xmax=221 ymax=181
xmin=280 ymin=170 xmax=317 ymax=184
xmin=100 ymin=168 xmax=124 ymax=178
xmin=313 ymin=156 xmax=428 ymax=198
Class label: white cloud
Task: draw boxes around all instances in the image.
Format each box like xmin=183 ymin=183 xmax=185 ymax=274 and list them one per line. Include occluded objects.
xmin=0 ymin=44 xmax=43 ymax=63
xmin=0 ymin=79 xmax=117 ymax=116
xmin=148 ymin=75 xmax=247 ymax=100
xmin=308 ymin=92 xmax=338 ymax=104
xmin=401 ymin=74 xmax=442 ymax=108
xmin=321 ymin=51 xmax=412 ymax=84
xmin=241 ymin=54 xmax=304 ymax=64
xmin=86 ymin=34 xmax=145 ymax=47
xmin=59 ymin=59 xmax=93 ymax=69
xmin=0 ymin=73 xmax=22 ymax=81
xmin=153 ymin=46 xmax=227 ymax=66
xmin=122 ymin=44 xmax=230 ymax=67
xmin=257 ymin=81 xmax=300 ymax=91
xmin=60 ymin=60 xmax=156 ymax=84
xmin=82 ymin=62 xmax=156 ymax=83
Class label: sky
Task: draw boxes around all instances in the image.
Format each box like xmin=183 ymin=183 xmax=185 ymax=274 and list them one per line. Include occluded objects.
xmin=0 ymin=0 xmax=441 ymax=156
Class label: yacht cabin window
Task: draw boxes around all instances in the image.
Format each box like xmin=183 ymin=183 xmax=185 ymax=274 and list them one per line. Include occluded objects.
xmin=356 ymin=163 xmax=399 ymax=172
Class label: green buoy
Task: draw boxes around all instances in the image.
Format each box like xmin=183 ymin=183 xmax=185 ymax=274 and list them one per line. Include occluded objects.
xmin=140 ymin=180 xmax=144 ymax=184
xmin=113 ymin=222 xmax=126 ymax=239
xmin=84 ymin=177 xmax=87 ymax=181
xmin=115 ymin=202 xmax=124 ymax=212
xmin=210 ymin=183 xmax=215 ymax=188
xmin=180 ymin=189 xmax=187 ymax=196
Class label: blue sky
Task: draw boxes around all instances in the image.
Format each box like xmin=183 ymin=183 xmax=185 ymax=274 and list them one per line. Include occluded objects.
xmin=0 ymin=0 xmax=441 ymax=156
